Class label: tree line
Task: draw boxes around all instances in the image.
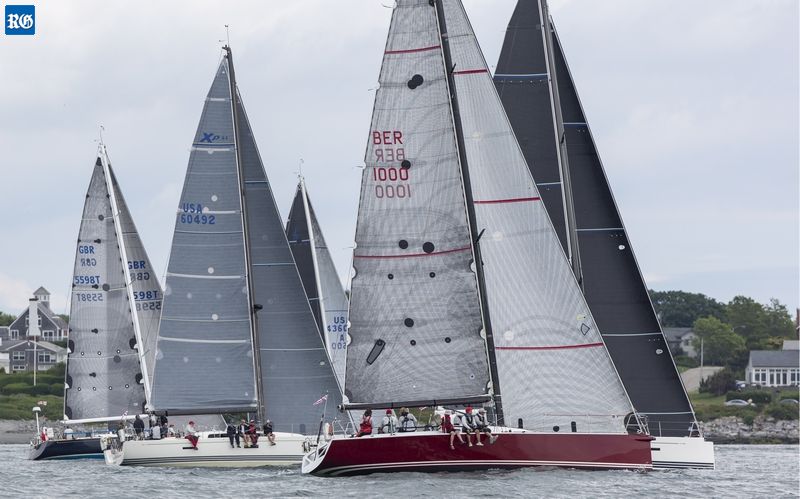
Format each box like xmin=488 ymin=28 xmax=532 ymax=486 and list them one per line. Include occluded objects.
xmin=650 ymin=290 xmax=796 ymax=372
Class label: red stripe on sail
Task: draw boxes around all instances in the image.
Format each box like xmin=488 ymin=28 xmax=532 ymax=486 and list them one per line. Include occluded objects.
xmin=453 ymin=69 xmax=489 ymax=75
xmin=354 ymin=246 xmax=471 ymax=259
xmin=385 ymin=45 xmax=441 ymax=55
xmin=496 ymin=342 xmax=604 ymax=351
xmin=474 ymin=197 xmax=541 ymax=205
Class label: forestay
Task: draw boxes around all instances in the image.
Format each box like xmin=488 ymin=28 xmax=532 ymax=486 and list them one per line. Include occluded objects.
xmin=441 ymin=0 xmax=633 ymax=433
xmin=64 ymin=156 xmax=148 ymax=421
xmin=345 ymin=0 xmax=490 ymax=409
xmin=151 ymin=58 xmax=259 ymax=415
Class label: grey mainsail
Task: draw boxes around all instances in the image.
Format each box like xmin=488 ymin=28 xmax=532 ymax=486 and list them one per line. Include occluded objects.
xmin=64 ymin=149 xmax=157 ymax=422
xmin=494 ymin=0 xmax=697 ymax=436
xmin=344 ymin=0 xmax=491 ymax=409
xmin=151 ymin=57 xmax=258 ymax=415
xmin=440 ymin=0 xmax=633 ymax=433
xmin=235 ymin=96 xmax=341 ymax=433
xmin=151 ymin=49 xmax=340 ymax=432
xmin=286 ymin=179 xmax=349 ymax=392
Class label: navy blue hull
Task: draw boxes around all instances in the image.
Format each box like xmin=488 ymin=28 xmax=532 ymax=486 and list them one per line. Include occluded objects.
xmin=27 ymin=437 xmax=103 ymax=460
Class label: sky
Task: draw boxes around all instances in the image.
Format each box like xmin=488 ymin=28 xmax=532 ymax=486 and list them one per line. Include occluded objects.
xmin=0 ymin=0 xmax=797 ymax=318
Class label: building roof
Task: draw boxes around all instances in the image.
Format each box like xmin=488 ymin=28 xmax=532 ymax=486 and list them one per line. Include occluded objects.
xmin=783 ymin=340 xmax=799 ymax=350
xmin=33 ymin=286 xmax=50 ymax=296
xmin=0 ymin=340 xmax=65 ymax=354
xmin=663 ymin=327 xmax=694 ymax=343
xmin=749 ymin=350 xmax=800 ymax=368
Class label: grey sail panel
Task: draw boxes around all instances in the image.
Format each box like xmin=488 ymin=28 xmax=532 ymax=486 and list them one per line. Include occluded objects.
xmin=109 ymin=168 xmax=162 ymax=395
xmin=307 ymin=193 xmax=349 ymax=392
xmin=151 ymin=59 xmax=258 ymax=415
xmin=285 ymin=185 xmax=323 ymax=336
xmin=442 ymin=0 xmax=633 ymax=432
xmin=345 ymin=0 xmax=490 ymax=408
xmin=493 ymin=0 xmax=696 ymax=436
xmin=64 ymin=159 xmax=146 ymax=421
xmin=235 ymin=95 xmax=341 ymax=433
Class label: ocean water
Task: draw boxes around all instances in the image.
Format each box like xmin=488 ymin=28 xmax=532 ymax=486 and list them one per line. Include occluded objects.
xmin=3 ymin=444 xmax=798 ymax=498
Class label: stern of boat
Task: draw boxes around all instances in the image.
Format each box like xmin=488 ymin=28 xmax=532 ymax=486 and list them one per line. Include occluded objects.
xmin=651 ymin=436 xmax=715 ymax=469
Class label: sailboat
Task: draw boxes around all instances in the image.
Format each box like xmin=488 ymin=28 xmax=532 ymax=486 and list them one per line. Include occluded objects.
xmin=302 ymin=0 xmax=653 ymax=476
xmin=493 ymin=0 xmax=714 ymax=469
xmin=27 ymin=143 xmax=161 ymax=460
xmin=286 ymin=177 xmax=349 ymax=394
xmin=104 ymin=46 xmax=342 ymax=467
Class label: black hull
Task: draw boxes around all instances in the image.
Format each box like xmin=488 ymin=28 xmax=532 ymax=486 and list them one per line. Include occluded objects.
xmin=27 ymin=437 xmax=103 ymax=460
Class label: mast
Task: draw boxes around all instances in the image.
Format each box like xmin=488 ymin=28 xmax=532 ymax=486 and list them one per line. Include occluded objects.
xmin=225 ymin=45 xmax=266 ymax=424
xmin=540 ymin=0 xmax=582 ymax=287
xmin=100 ymin=143 xmax=152 ymax=407
xmin=433 ymin=0 xmax=504 ymax=425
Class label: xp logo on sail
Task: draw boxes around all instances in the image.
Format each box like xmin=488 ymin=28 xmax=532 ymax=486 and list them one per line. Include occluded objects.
xmin=199 ymin=132 xmax=229 ymax=143
xmin=5 ymin=5 xmax=35 ymax=35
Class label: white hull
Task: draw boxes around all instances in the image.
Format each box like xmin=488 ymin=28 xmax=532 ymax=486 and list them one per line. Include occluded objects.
xmin=651 ymin=436 xmax=715 ymax=469
xmin=103 ymin=431 xmax=311 ymax=468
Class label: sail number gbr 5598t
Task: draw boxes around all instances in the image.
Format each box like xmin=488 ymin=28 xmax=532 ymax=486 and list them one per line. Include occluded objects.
xmin=372 ymin=130 xmax=410 ymax=199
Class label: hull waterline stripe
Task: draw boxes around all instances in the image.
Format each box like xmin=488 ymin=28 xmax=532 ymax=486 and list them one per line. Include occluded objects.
xmin=453 ymin=69 xmax=489 ymax=75
xmin=474 ymin=196 xmax=541 ymax=205
xmin=316 ymin=459 xmax=651 ymax=476
xmin=354 ymin=246 xmax=471 ymax=259
xmin=495 ymin=342 xmax=603 ymax=351
xmin=385 ymin=45 xmax=441 ymax=55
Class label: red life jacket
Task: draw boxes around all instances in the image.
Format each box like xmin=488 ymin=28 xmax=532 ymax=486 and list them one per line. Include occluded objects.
xmin=442 ymin=414 xmax=454 ymax=433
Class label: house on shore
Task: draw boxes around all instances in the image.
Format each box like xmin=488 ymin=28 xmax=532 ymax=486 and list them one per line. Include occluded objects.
xmin=745 ymin=350 xmax=800 ymax=387
xmin=0 ymin=287 xmax=68 ymax=373
xmin=664 ymin=327 xmax=699 ymax=358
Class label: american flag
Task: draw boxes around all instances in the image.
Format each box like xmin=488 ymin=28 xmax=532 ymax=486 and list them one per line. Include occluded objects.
xmin=313 ymin=394 xmax=328 ymax=406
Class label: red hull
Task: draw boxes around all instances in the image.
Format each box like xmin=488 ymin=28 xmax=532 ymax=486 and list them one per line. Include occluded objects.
xmin=303 ymin=430 xmax=653 ymax=476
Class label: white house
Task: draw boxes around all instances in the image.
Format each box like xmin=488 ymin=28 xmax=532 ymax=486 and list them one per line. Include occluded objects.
xmin=745 ymin=350 xmax=800 ymax=387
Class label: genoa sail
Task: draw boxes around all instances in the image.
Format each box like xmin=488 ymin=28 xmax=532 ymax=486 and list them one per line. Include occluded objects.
xmin=494 ymin=0 xmax=697 ymax=436
xmin=344 ymin=0 xmax=491 ymax=410
xmin=440 ymin=0 xmax=633 ymax=433
xmin=64 ymin=150 xmax=157 ymax=422
xmin=286 ymin=179 xmax=349 ymax=392
xmin=234 ymin=94 xmax=341 ymax=434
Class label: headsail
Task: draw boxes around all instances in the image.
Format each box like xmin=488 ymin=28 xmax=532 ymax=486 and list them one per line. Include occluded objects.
xmin=151 ymin=57 xmax=259 ymax=415
xmin=440 ymin=0 xmax=634 ymax=432
xmin=286 ymin=179 xmax=349 ymax=392
xmin=234 ymin=93 xmax=341 ymax=433
xmin=494 ymin=0 xmax=697 ymax=436
xmin=344 ymin=0 xmax=491 ymax=410
xmin=64 ymin=150 xmax=156 ymax=422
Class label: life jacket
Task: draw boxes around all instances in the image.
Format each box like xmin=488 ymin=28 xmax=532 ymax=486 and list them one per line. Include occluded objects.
xmin=442 ymin=414 xmax=454 ymax=433
xmin=359 ymin=416 xmax=372 ymax=432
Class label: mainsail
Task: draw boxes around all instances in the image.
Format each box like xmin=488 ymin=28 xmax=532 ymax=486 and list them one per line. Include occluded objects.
xmin=64 ymin=148 xmax=159 ymax=422
xmin=286 ymin=178 xmax=349 ymax=392
xmin=151 ymin=49 xmax=340 ymax=432
xmin=440 ymin=0 xmax=633 ymax=433
xmin=494 ymin=0 xmax=697 ymax=436
xmin=344 ymin=0 xmax=491 ymax=410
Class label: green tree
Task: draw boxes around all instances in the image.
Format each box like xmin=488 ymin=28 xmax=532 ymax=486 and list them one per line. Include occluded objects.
xmin=763 ymin=299 xmax=794 ymax=338
xmin=725 ymin=296 xmax=769 ymax=349
xmin=692 ymin=316 xmax=746 ymax=366
xmin=699 ymin=367 xmax=736 ymax=395
xmin=649 ymin=290 xmax=725 ymax=327
xmin=0 ymin=311 xmax=15 ymax=327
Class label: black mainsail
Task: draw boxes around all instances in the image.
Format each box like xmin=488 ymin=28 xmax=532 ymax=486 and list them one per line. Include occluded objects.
xmin=151 ymin=48 xmax=340 ymax=432
xmin=494 ymin=0 xmax=697 ymax=437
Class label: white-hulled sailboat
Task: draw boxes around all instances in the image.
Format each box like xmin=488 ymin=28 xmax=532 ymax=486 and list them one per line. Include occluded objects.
xmin=493 ymin=0 xmax=713 ymax=469
xmin=104 ymin=46 xmax=342 ymax=467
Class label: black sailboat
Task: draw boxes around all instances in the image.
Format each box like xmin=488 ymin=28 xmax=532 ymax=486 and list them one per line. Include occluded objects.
xmin=493 ymin=0 xmax=713 ymax=468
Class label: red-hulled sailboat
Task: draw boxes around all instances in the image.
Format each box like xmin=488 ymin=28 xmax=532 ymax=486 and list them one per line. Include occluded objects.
xmin=302 ymin=0 xmax=653 ymax=476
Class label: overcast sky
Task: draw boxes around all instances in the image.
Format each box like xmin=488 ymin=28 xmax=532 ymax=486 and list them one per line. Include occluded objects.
xmin=0 ymin=0 xmax=797 ymax=318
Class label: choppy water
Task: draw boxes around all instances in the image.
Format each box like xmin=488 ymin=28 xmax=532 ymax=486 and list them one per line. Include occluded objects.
xmin=3 ymin=444 xmax=798 ymax=498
